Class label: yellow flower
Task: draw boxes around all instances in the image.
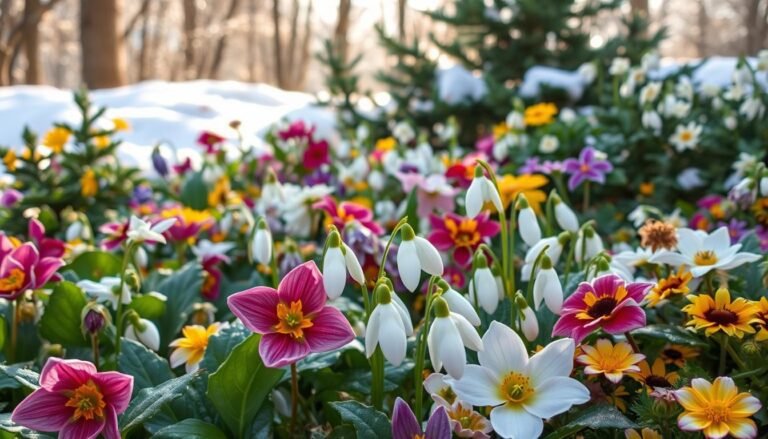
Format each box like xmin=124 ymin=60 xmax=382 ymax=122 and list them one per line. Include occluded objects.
xmin=676 ymin=376 xmax=761 ymax=439
xmin=752 ymin=197 xmax=768 ymax=226
xmin=3 ymin=150 xmax=17 ymax=172
xmin=112 ymin=117 xmax=130 ymax=131
xmin=93 ymin=135 xmax=110 ymax=149
xmin=754 ymin=297 xmax=768 ymax=341
xmin=208 ymin=176 xmax=231 ymax=207
xmin=577 ymin=339 xmax=645 ymax=383
xmin=492 ymin=122 xmax=510 ymax=140
xmin=523 ymin=102 xmax=558 ymax=126
xmin=625 ymin=427 xmax=662 ymax=439
xmin=497 ymin=174 xmax=548 ymax=212
xmin=375 ymin=136 xmax=396 ymax=152
xmin=659 ymin=344 xmax=699 ymax=368
xmin=629 ymin=358 xmax=679 ymax=391
xmin=169 ymin=323 xmax=225 ymax=373
xmin=80 ymin=169 xmax=98 ymax=197
xmin=682 ymin=288 xmax=760 ymax=338
xmin=645 ymin=268 xmax=692 ymax=307
xmin=639 ymin=182 xmax=655 ymax=197
xmin=609 ymin=385 xmax=629 ymax=412
xmin=42 ymin=127 xmax=71 ymax=154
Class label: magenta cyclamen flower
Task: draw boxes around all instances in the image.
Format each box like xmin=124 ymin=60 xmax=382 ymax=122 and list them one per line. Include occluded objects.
xmin=392 ymin=397 xmax=451 ymax=439
xmin=563 ymin=146 xmax=613 ymax=190
xmin=0 ymin=235 xmax=64 ymax=300
xmin=227 ymin=261 xmax=355 ymax=368
xmin=11 ymin=358 xmax=133 ymax=439
xmin=428 ymin=212 xmax=500 ymax=267
xmin=29 ymin=218 xmax=66 ymax=259
xmin=552 ymin=274 xmax=651 ymax=343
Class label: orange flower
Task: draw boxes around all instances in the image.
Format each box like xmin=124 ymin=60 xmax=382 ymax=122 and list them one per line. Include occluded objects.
xmin=497 ymin=174 xmax=548 ymax=212
xmin=676 ymin=377 xmax=761 ymax=439
xmin=523 ymin=102 xmax=558 ymax=126
xmin=629 ymin=358 xmax=679 ymax=391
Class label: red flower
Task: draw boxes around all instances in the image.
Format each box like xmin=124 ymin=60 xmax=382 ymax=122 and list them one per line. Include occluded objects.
xmin=197 ymin=131 xmax=225 ymax=154
xmin=314 ymin=196 xmax=383 ymax=235
xmin=303 ymin=140 xmax=330 ymax=170
xmin=428 ymin=212 xmax=500 ymax=267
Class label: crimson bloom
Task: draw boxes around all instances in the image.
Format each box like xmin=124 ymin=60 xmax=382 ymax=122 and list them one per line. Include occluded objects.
xmin=314 ymin=196 xmax=384 ymax=235
xmin=99 ymin=220 xmax=129 ymax=251
xmin=428 ymin=212 xmax=499 ymax=267
xmin=553 ymin=274 xmax=651 ymax=343
xmin=28 ymin=219 xmax=65 ymax=259
xmin=227 ymin=261 xmax=355 ymax=368
xmin=0 ymin=235 xmax=63 ymax=300
xmin=303 ymin=140 xmax=330 ymax=170
xmin=11 ymin=358 xmax=133 ymax=439
xmin=197 ymin=131 xmax=225 ymax=154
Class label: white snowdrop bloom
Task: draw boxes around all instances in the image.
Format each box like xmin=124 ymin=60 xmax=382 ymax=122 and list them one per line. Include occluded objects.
xmin=677 ymin=167 xmax=705 ymax=190
xmin=367 ymin=169 xmax=385 ymax=191
xmin=134 ymin=247 xmax=148 ymax=269
xmin=619 ymin=80 xmax=635 ymax=98
xmin=578 ymin=62 xmax=597 ymax=84
xmin=466 ymin=169 xmax=503 ymax=218
xmin=506 ymin=111 xmax=525 ymax=130
xmin=66 ymin=220 xmax=91 ymax=242
xmin=492 ymin=137 xmax=511 ymax=162
xmin=669 ymin=122 xmax=702 ymax=152
xmin=732 ymin=152 xmax=758 ymax=176
xmin=77 ymin=277 xmax=132 ymax=310
xmin=126 ymin=216 xmax=176 ymax=245
xmin=758 ymin=49 xmax=768 ymax=71
xmin=538 ymin=135 xmax=559 ymax=154
xmin=125 ymin=318 xmax=161 ymax=351
xmin=522 ymin=236 xmax=565 ymax=281
xmin=650 ymin=226 xmax=761 ymax=278
xmin=322 ymin=231 xmax=365 ymax=300
xmin=760 ymin=176 xmax=768 ymax=197
xmin=366 ymin=286 xmax=408 ymax=366
xmin=609 ymin=57 xmax=630 ymax=76
xmin=574 ymin=227 xmax=604 ymax=263
xmin=397 ymin=225 xmax=443 ymax=292
xmin=281 ymin=184 xmax=333 ymax=237
xmin=641 ymin=110 xmax=662 ymax=134
xmin=520 ymin=306 xmax=539 ymax=341
xmin=724 ymin=115 xmax=738 ymax=130
xmin=559 ymin=108 xmax=577 ymax=124
xmin=639 ymin=82 xmax=662 ymax=106
xmin=338 ymin=155 xmax=369 ymax=186
xmin=641 ymin=50 xmax=660 ymax=71
xmin=392 ymin=121 xmax=416 ymax=145
xmin=724 ymin=83 xmax=745 ymax=101
xmin=711 ymin=96 xmax=724 ymax=110
xmin=251 ymin=220 xmax=273 ymax=265
xmin=517 ymin=201 xmax=541 ymax=247
xmin=428 ymin=297 xmax=484 ymax=379
xmin=438 ymin=280 xmax=481 ymax=326
xmin=675 ymin=76 xmax=694 ymax=101
xmin=447 ymin=322 xmax=589 ymax=439
xmin=740 ymin=97 xmax=765 ymax=121
xmin=468 ymin=254 xmax=499 ymax=314
xmin=532 ymin=255 xmax=562 ymax=315
xmin=551 ymin=194 xmax=578 ymax=232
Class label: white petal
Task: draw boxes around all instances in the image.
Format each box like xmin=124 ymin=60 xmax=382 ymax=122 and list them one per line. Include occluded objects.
xmin=527 ymin=338 xmax=575 ymax=385
xmin=676 ymin=228 xmax=702 ymax=256
xmin=690 ymin=265 xmax=715 ymax=278
xmin=437 ymin=322 xmax=466 ymax=379
xmin=702 ymin=226 xmax=730 ymax=253
xmin=397 ymin=240 xmax=422 ymax=292
xmin=128 ymin=215 xmax=144 ymax=231
xmin=475 ymin=269 xmax=499 ymax=314
xmin=490 ymin=404 xmax=544 ymax=439
xmin=322 ymin=247 xmax=347 ymax=300
xmin=717 ymin=252 xmax=761 ymax=270
xmin=390 ymin=292 xmax=414 ymax=336
xmin=466 ymin=179 xmax=484 ymax=218
xmin=449 ymin=365 xmax=504 ymax=407
xmin=365 ymin=306 xmax=381 ymax=358
xmin=521 ymin=307 xmax=539 ymax=341
xmin=253 ymin=230 xmax=273 ymax=264
xmin=378 ymin=305 xmax=407 ymax=366
xmin=414 ymin=237 xmax=444 ymax=276
xmin=152 ymin=218 xmax=177 ymax=234
xmin=451 ymin=313 xmax=483 ymax=352
xmin=169 ymin=348 xmax=190 ymax=368
xmin=542 ymin=271 xmax=563 ymax=315
xmin=424 ymin=372 xmax=448 ymax=395
xmin=343 ymin=244 xmax=365 ymax=285
xmin=442 ymin=288 xmax=481 ymax=326
xmin=555 ymin=203 xmax=579 ymax=232
xmin=648 ymin=251 xmax=690 ymax=267
xmin=478 ymin=321 xmax=527 ymax=376
xmin=428 ymin=319 xmax=443 ymax=373
xmin=483 ymin=179 xmax=504 ymax=214
xmin=518 ymin=208 xmax=541 ymax=247
xmin=523 ymin=376 xmax=590 ymax=419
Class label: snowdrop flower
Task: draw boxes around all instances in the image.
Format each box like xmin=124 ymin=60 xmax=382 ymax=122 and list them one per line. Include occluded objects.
xmin=282 ymin=184 xmax=333 ymax=237
xmin=393 ymin=121 xmax=416 ymax=145
xmin=77 ymin=277 xmax=131 ymax=310
xmin=760 ymin=175 xmax=768 ymax=197
xmin=517 ymin=196 xmax=541 ymax=246
xmin=740 ymin=97 xmax=765 ymax=121
xmin=368 ymin=169 xmax=385 ymax=191
xmin=522 ymin=235 xmax=565 ymax=281
xmin=251 ymin=218 xmax=273 ymax=265
xmin=520 ymin=304 xmax=539 ymax=341
xmin=538 ymin=135 xmax=559 ymax=154
xmin=126 ymin=215 xmax=176 ymax=245
xmin=650 ymin=227 xmax=761 ymax=278
xmin=437 ymin=280 xmax=481 ymax=326
xmin=578 ymin=62 xmax=597 ymax=84
xmin=641 ymin=50 xmax=660 ymax=70
xmin=466 ymin=168 xmax=503 ymax=218
xmin=397 ymin=224 xmax=444 ymax=292
xmin=642 ymin=110 xmax=662 ymax=134
xmin=759 ymin=49 xmax=768 ymax=71
xmin=575 ymin=226 xmax=604 ymax=263
xmin=366 ymin=284 xmax=411 ymax=366
xmin=428 ymin=297 xmax=483 ymax=379
xmin=448 ymin=322 xmax=589 ymax=438
xmin=677 ymin=167 xmax=705 ymax=190
xmin=532 ymin=255 xmax=562 ymax=314
xmin=125 ymin=318 xmax=161 ymax=351
xmin=322 ymin=230 xmax=365 ymax=299
xmin=468 ymin=253 xmax=499 ymax=314
xmin=669 ymin=122 xmax=702 ymax=152
xmin=551 ymin=193 xmax=579 ymax=232
xmin=609 ymin=57 xmax=630 ymax=76
xmin=661 ymin=95 xmax=691 ymax=118
xmin=506 ymin=111 xmax=525 ymax=130
xmin=65 ymin=219 xmax=91 ymax=243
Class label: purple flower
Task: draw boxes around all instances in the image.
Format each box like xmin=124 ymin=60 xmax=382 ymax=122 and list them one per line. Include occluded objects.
xmin=563 ymin=147 xmax=613 ymax=190
xmin=717 ymin=218 xmax=747 ymax=243
xmin=540 ymin=159 xmax=565 ymax=175
xmin=392 ymin=397 xmax=451 ymax=439
xmin=519 ymin=157 xmax=542 ymax=174
xmin=151 ymin=146 xmax=169 ymax=177
xmin=0 ymin=189 xmax=23 ymax=207
xmin=756 ymin=226 xmax=768 ymax=251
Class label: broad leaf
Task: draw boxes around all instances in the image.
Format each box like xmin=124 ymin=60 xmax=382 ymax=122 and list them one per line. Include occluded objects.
xmin=130 ymin=294 xmax=167 ymax=320
xmin=200 ymin=322 xmax=249 ymax=373
xmin=180 ymin=172 xmax=210 ymax=210
xmin=152 ymin=419 xmax=228 ymax=439
xmin=39 ymin=281 xmax=89 ymax=346
xmin=66 ymin=251 xmax=122 ymax=280
xmin=330 ymin=401 xmax=391 ymax=439
xmin=156 ymin=262 xmax=204 ymax=351
xmin=118 ymin=339 xmax=174 ymax=395
xmin=120 ymin=370 xmax=201 ymax=434
xmin=544 ymin=405 xmax=636 ymax=439
xmin=631 ymin=324 xmax=707 ymax=347
xmin=0 ymin=413 xmax=55 ymax=438
xmin=0 ymin=364 xmax=39 ymax=390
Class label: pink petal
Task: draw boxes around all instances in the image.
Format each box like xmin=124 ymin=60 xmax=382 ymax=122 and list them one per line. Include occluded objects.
xmin=102 ymin=406 xmax=120 ymax=439
xmin=9 ymin=243 xmax=39 ymax=271
xmin=428 ymin=230 xmax=453 ymax=250
xmin=28 ymin=219 xmax=45 ymax=242
xmin=11 ymin=389 xmax=71 ymax=431
xmin=227 ymin=287 xmax=280 ymax=334
xmin=94 ymin=372 xmax=134 ymax=414
xmin=561 ymin=282 xmax=593 ymax=310
xmin=552 ymin=314 xmax=581 ymax=337
xmin=60 ymin=418 xmax=105 ymax=439
xmin=626 ymin=282 xmax=653 ymax=302
xmin=454 ymin=247 xmax=472 ymax=267
xmin=34 ymin=257 xmax=64 ymax=287
xmin=601 ymin=305 xmax=646 ymax=334
xmin=591 ymin=274 xmax=621 ymax=297
xmin=304 ymin=307 xmax=355 ymax=353
xmin=429 ymin=215 xmax=444 ymax=230
xmin=277 ymin=261 xmax=325 ymax=314
xmin=39 ymin=357 xmax=96 ymax=391
xmin=477 ymin=219 xmax=500 ymax=237
xmin=259 ymin=333 xmax=311 ymax=368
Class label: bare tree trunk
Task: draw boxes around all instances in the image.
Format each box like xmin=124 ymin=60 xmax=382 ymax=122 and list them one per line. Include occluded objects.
xmin=294 ymin=0 xmax=312 ymax=89
xmin=697 ymin=0 xmax=708 ymax=56
xmin=285 ymin=0 xmax=299 ymax=79
xmin=22 ymin=0 xmax=41 ymax=84
xmin=272 ymin=0 xmax=284 ymax=87
xmin=137 ymin=0 xmax=152 ymax=80
xmin=182 ymin=0 xmax=197 ymax=79
xmin=247 ymin=0 xmax=257 ymax=81
xmin=208 ymin=0 xmax=240 ymax=78
xmin=80 ymin=0 xmax=127 ymax=88
xmin=397 ymin=0 xmax=406 ymax=42
xmin=630 ymin=0 xmax=649 ymax=17
xmin=334 ymin=0 xmax=350 ymax=64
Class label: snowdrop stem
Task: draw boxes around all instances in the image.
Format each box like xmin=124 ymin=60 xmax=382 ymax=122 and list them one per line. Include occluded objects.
xmin=113 ymin=243 xmax=136 ymax=362
xmin=269 ymin=240 xmax=279 ymax=289
xmin=552 ymin=172 xmax=571 ymax=206
xmin=290 ymin=363 xmax=299 ymax=433
xmin=7 ymin=298 xmax=20 ymax=364
xmin=476 ymin=160 xmax=512 ymax=293
xmin=508 ymin=199 xmax=517 ymax=297
xmin=413 ymin=276 xmax=439 ymax=421
xmin=526 ymin=245 xmax=550 ymax=307
xmin=563 ymin=232 xmax=577 ymax=284
xmin=91 ymin=333 xmax=100 ymax=369
xmin=582 ymin=181 xmax=591 ymax=212
xmin=624 ymin=332 xmax=640 ymax=354
xmin=377 ymin=217 xmax=410 ymax=280
xmin=544 ymin=191 xmax=556 ymax=236
xmin=361 ymin=283 xmax=371 ymax=321
xmin=370 ymin=348 xmax=384 ymax=410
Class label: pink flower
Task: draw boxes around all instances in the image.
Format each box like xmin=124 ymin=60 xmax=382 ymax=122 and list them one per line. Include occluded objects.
xmin=313 ymin=196 xmax=383 ymax=235
xmin=227 ymin=261 xmax=355 ymax=368
xmin=172 ymin=157 xmax=193 ymax=176
xmin=552 ymin=274 xmax=651 ymax=343
xmin=397 ymin=173 xmax=458 ymax=217
xmin=99 ymin=220 xmax=129 ymax=251
xmin=0 ymin=236 xmax=64 ymax=300
xmin=428 ymin=212 xmax=499 ymax=267
xmin=303 ymin=140 xmax=330 ymax=170
xmin=28 ymin=218 xmax=65 ymax=259
xmin=11 ymin=357 xmax=133 ymax=439
xmin=278 ymin=120 xmax=314 ymax=141
xmin=197 ymin=131 xmax=225 ymax=154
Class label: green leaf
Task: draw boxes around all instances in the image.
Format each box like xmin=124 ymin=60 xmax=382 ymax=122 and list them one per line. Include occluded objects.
xmin=118 ymin=339 xmax=174 ymax=395
xmin=66 ymin=251 xmax=122 ymax=279
xmin=207 ymin=334 xmax=285 ymax=438
xmin=631 ymin=324 xmax=708 ymax=347
xmin=180 ymin=172 xmax=210 ymax=210
xmin=130 ymin=294 xmax=167 ymax=320
xmin=0 ymin=413 xmax=56 ymax=438
xmin=38 ymin=281 xmax=89 ymax=346
xmin=0 ymin=315 xmax=5 ymax=351
xmin=156 ymin=262 xmax=204 ymax=351
xmin=545 ymin=405 xmax=636 ymax=439
xmin=152 ymin=419 xmax=228 ymax=439
xmin=0 ymin=364 xmax=39 ymax=390
xmin=200 ymin=322 xmax=249 ymax=373
xmin=404 ymin=188 xmax=420 ymax=235
xmin=120 ymin=370 xmax=201 ymax=435
xmin=330 ymin=401 xmax=391 ymax=439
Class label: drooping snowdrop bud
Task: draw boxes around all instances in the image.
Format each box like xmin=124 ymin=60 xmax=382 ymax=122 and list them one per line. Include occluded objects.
xmin=134 ymin=246 xmax=148 ymax=269
xmin=516 ymin=195 xmax=541 ymax=246
xmin=322 ymin=230 xmax=346 ymax=299
xmin=427 ymin=297 xmax=484 ymax=379
xmin=397 ymin=224 xmax=444 ymax=292
xmin=468 ymin=252 xmax=499 ymax=314
xmin=533 ymin=254 xmax=563 ymax=314
xmin=125 ymin=316 xmax=160 ymax=351
xmin=365 ymin=284 xmax=408 ymax=366
xmin=551 ymin=192 xmax=579 ymax=232
xmin=437 ymin=279 xmax=481 ymax=326
xmin=587 ymin=256 xmax=613 ymax=281
xmin=516 ymin=295 xmax=539 ymax=341
xmin=522 ymin=234 xmax=567 ymax=281
xmin=575 ymin=226 xmax=604 ymax=263
xmin=491 ymin=261 xmax=505 ymax=301
xmin=760 ymin=175 xmax=768 ymax=197
xmin=466 ymin=167 xmax=503 ymax=218
xmin=251 ymin=218 xmax=273 ymax=265
xmin=66 ymin=219 xmax=91 ymax=242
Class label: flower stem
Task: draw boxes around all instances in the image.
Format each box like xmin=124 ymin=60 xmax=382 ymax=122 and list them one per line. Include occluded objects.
xmin=7 ymin=298 xmax=20 ymax=364
xmin=370 ymin=284 xmax=384 ymax=410
xmin=526 ymin=246 xmax=550 ymax=306
xmin=290 ymin=362 xmax=299 ymax=433
xmin=724 ymin=338 xmax=746 ymax=370
xmin=414 ymin=277 xmax=437 ymax=421
xmin=269 ymin=241 xmax=280 ymax=289
xmin=377 ymin=217 xmax=409 ymax=280
xmin=718 ymin=334 xmax=728 ymax=376
xmin=583 ymin=181 xmax=590 ymax=212
xmin=563 ymin=232 xmax=576 ymax=285
xmin=624 ymin=332 xmax=640 ymax=354
xmin=113 ymin=243 xmax=135 ymax=362
xmin=91 ymin=333 xmax=100 ymax=368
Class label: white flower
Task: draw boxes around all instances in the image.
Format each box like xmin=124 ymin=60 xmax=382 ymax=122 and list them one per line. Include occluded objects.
xmin=468 ymin=258 xmax=499 ymax=314
xmin=126 ymin=216 xmax=176 ymax=245
xmin=612 ymin=247 xmax=655 ymax=276
xmin=732 ymin=152 xmax=758 ymax=176
xmin=661 ymin=95 xmax=691 ymax=118
xmin=251 ymin=223 xmax=273 ymax=265
xmin=553 ymin=197 xmax=579 ymax=232
xmin=366 ymin=287 xmax=412 ymax=366
xmin=575 ymin=228 xmax=604 ymax=263
xmin=193 ymin=239 xmax=235 ymax=261
xmin=424 ymin=372 xmax=456 ymax=407
xmin=520 ymin=306 xmax=539 ymax=341
xmin=677 ymin=167 xmax=705 ymax=190
xmin=125 ymin=318 xmax=161 ymax=351
xmin=578 ymin=62 xmax=597 ymax=83
xmin=506 ymin=111 xmax=525 ymax=130
xmin=322 ymin=235 xmax=365 ymax=300
xmin=66 ymin=221 xmax=91 ymax=242
xmin=281 ymin=184 xmax=333 ymax=237
xmin=522 ymin=237 xmax=564 ymax=281
xmin=700 ymin=83 xmax=721 ymax=98
xmin=393 ymin=121 xmax=416 ymax=145
xmin=397 ymin=227 xmax=444 ymax=292
xmin=760 ymin=176 xmax=768 ymax=197
xmin=649 ymin=226 xmax=761 ymax=278
xmin=77 ymin=277 xmax=131 ymax=310
xmin=368 ymin=169 xmax=385 ymax=191
xmin=641 ymin=51 xmax=660 ymax=70
xmin=758 ymin=49 xmax=768 ymax=71
xmin=675 ymin=77 xmax=694 ymax=101
xmin=538 ymin=135 xmax=559 ymax=154
xmin=669 ymin=122 xmax=702 ymax=152
xmin=740 ymin=97 xmax=765 ymax=121
xmin=428 ymin=297 xmax=483 ymax=379
xmin=448 ymin=322 xmax=589 ymax=439
xmin=439 ymin=281 xmax=481 ymax=326
xmin=609 ymin=57 xmax=630 ymax=76
xmin=466 ymin=171 xmax=503 ymax=219
xmin=518 ymin=205 xmax=541 ymax=247
xmin=559 ymin=108 xmax=577 ymax=124
xmin=724 ymin=115 xmax=737 ymax=130
xmin=642 ymin=110 xmax=662 ymax=134
xmin=533 ymin=258 xmax=562 ymax=315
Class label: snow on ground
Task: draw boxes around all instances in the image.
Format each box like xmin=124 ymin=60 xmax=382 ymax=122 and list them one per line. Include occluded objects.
xmin=0 ymin=80 xmax=335 ymax=172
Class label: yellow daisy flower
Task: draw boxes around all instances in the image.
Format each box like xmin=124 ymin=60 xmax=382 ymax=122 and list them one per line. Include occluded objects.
xmin=3 ymin=150 xmax=17 ymax=172
xmin=676 ymin=376 xmax=761 ymax=439
xmin=93 ymin=135 xmax=110 ymax=149
xmin=523 ymin=102 xmax=558 ymax=126
xmin=497 ymin=174 xmax=548 ymax=212
xmin=374 ymin=136 xmax=396 ymax=152
xmin=659 ymin=344 xmax=699 ymax=368
xmin=169 ymin=323 xmax=226 ymax=373
xmin=645 ymin=268 xmax=692 ymax=307
xmin=42 ymin=126 xmax=71 ymax=154
xmin=625 ymin=427 xmax=662 ymax=439
xmin=682 ymin=288 xmax=760 ymax=338
xmin=755 ymin=297 xmax=768 ymax=342
xmin=629 ymin=358 xmax=679 ymax=391
xmin=577 ymin=339 xmax=645 ymax=383
xmin=80 ymin=169 xmax=98 ymax=197
xmin=112 ymin=117 xmax=130 ymax=131
xmin=609 ymin=385 xmax=629 ymax=412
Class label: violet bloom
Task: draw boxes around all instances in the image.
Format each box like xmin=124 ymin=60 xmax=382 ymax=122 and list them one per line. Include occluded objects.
xmin=718 ymin=218 xmax=748 ymax=243
xmin=756 ymin=226 xmax=768 ymax=251
xmin=540 ymin=159 xmax=566 ymax=175
xmin=519 ymin=157 xmax=542 ymax=174
xmin=563 ymin=146 xmax=613 ymax=190
xmin=397 ymin=173 xmax=458 ymax=217
xmin=151 ymin=146 xmax=169 ymax=177
xmin=0 ymin=188 xmax=23 ymax=207
xmin=392 ymin=397 xmax=451 ymax=439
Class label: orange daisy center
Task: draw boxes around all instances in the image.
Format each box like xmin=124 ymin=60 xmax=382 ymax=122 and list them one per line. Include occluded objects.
xmin=444 ymin=218 xmax=481 ymax=248
xmin=274 ymin=300 xmax=313 ymax=340
xmin=65 ymin=380 xmax=106 ymax=421
xmin=0 ymin=268 xmax=25 ymax=292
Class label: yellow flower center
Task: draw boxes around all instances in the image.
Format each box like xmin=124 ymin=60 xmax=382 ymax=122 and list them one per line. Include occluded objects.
xmin=693 ymin=250 xmax=718 ymax=266
xmin=65 ymin=380 xmax=106 ymax=421
xmin=274 ymin=300 xmax=313 ymax=340
xmin=704 ymin=403 xmax=730 ymax=424
xmin=680 ymin=131 xmax=693 ymax=142
xmin=499 ymin=372 xmax=534 ymax=404
xmin=336 ymin=206 xmax=357 ymax=224
xmin=438 ymin=386 xmax=457 ymax=405
xmin=0 ymin=268 xmax=26 ymax=292
xmin=444 ymin=218 xmax=481 ymax=247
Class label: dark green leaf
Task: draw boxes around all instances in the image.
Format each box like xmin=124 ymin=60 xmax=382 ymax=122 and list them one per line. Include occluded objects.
xmin=200 ymin=322 xmax=249 ymax=373
xmin=152 ymin=419 xmax=228 ymax=439
xmin=631 ymin=324 xmax=708 ymax=347
xmin=180 ymin=172 xmax=210 ymax=210
xmin=330 ymin=401 xmax=391 ymax=439
xmin=39 ymin=281 xmax=89 ymax=346
xmin=130 ymin=294 xmax=167 ymax=320
xmin=156 ymin=262 xmax=204 ymax=351
xmin=545 ymin=405 xmax=636 ymax=439
xmin=0 ymin=364 xmax=39 ymax=390
xmin=120 ymin=370 xmax=202 ymax=434
xmin=404 ymin=188 xmax=419 ymax=235
xmin=66 ymin=251 xmax=122 ymax=279
xmin=118 ymin=338 xmax=174 ymax=395
xmin=0 ymin=413 xmax=56 ymax=438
